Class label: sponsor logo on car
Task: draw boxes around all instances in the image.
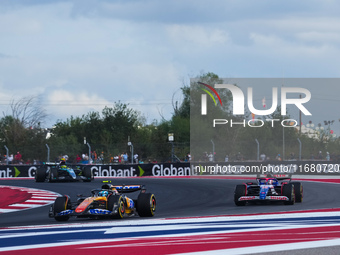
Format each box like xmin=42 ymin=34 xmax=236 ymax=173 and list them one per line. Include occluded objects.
xmin=267 ymin=196 xmax=289 ymax=201
xmin=239 ymin=196 xmax=289 ymax=201
xmin=58 ymin=210 xmax=73 ymax=216
xmin=239 ymin=196 xmax=256 ymax=201
xmin=88 ymin=209 xmax=111 ymax=215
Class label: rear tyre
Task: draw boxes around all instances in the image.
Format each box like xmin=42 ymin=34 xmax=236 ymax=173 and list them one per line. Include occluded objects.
xmin=35 ymin=167 xmax=46 ymax=182
xmin=282 ymin=183 xmax=295 ymax=205
xmin=137 ymin=193 xmax=156 ymax=217
xmin=290 ymin=182 xmax=303 ymax=202
xmin=83 ymin=167 xmax=93 ymax=182
xmin=54 ymin=196 xmax=71 ymax=221
xmin=234 ymin=185 xmax=247 ymax=206
xmin=108 ymin=195 xmax=125 ymax=219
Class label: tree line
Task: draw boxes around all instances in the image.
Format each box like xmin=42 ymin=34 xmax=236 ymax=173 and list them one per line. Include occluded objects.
xmin=0 ymin=96 xmax=189 ymax=164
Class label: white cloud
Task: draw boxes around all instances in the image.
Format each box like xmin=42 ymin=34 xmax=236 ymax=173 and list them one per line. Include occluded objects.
xmin=166 ymin=25 xmax=230 ymax=46
xmin=46 ymin=89 xmax=111 ymax=119
xmin=296 ymin=31 xmax=340 ymax=43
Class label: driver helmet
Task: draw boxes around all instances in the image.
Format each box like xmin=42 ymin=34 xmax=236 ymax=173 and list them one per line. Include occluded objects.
xmin=60 ymin=157 xmax=66 ymax=165
xmin=60 ymin=165 xmax=67 ymax=169
xmin=98 ymin=191 xmax=109 ymax=197
xmin=268 ymin=179 xmax=274 ymax=185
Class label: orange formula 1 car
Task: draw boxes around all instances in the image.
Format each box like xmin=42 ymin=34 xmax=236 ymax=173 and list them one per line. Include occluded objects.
xmin=49 ymin=182 xmax=156 ymax=221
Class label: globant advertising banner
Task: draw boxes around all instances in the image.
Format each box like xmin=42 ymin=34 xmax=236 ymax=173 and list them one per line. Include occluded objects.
xmin=1 ymin=161 xmax=340 ymax=178
xmin=0 ymin=163 xmax=191 ymax=178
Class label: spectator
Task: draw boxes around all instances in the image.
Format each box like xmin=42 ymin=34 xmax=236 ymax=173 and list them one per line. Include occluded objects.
xmin=134 ymin=153 xmax=139 ymax=164
xmin=276 ymin=154 xmax=282 ymax=161
xmin=8 ymin=154 xmax=13 ymax=164
xmin=122 ymin=152 xmax=128 ymax=163
xmin=14 ymin=151 xmax=22 ymax=163
xmin=92 ymin=151 xmax=97 ymax=163
xmin=75 ymin=155 xmax=81 ymax=163
xmin=113 ymin=155 xmax=119 ymax=163
xmin=260 ymin=153 xmax=266 ymax=161
xmin=82 ymin=154 xmax=89 ymax=164
xmin=225 ymin=154 xmax=229 ymax=162
xmin=236 ymin=152 xmax=242 ymax=161
xmin=208 ymin=152 xmax=214 ymax=162
xmin=98 ymin=152 xmax=104 ymax=163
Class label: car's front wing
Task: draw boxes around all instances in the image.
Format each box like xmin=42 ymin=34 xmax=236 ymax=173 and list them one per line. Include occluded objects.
xmin=52 ymin=175 xmax=88 ymax=182
xmin=238 ymin=195 xmax=289 ymax=201
xmin=49 ymin=208 xmax=113 ymax=218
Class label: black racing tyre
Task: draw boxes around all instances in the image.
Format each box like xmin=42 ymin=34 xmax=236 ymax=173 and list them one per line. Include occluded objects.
xmin=48 ymin=168 xmax=58 ymax=182
xmin=108 ymin=195 xmax=125 ymax=219
xmin=35 ymin=167 xmax=46 ymax=182
xmin=54 ymin=196 xmax=71 ymax=221
xmin=234 ymin=184 xmax=247 ymax=206
xmin=290 ymin=182 xmax=303 ymax=203
xmin=136 ymin=193 xmax=156 ymax=217
xmin=83 ymin=167 xmax=93 ymax=182
xmin=282 ymin=183 xmax=295 ymax=205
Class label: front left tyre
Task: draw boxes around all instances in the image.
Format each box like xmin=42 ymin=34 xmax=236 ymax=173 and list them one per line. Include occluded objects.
xmin=108 ymin=195 xmax=125 ymax=219
xmin=35 ymin=167 xmax=46 ymax=182
xmin=282 ymin=183 xmax=295 ymax=205
xmin=234 ymin=185 xmax=247 ymax=206
xmin=53 ymin=196 xmax=71 ymax=221
xmin=82 ymin=167 xmax=93 ymax=182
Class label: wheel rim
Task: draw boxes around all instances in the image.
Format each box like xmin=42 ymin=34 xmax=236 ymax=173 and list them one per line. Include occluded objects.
xmin=119 ymin=201 xmax=125 ymax=217
xmin=150 ymin=196 xmax=156 ymax=213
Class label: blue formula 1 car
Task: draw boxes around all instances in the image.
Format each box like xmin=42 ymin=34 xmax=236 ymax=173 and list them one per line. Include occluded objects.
xmin=234 ymin=175 xmax=303 ymax=206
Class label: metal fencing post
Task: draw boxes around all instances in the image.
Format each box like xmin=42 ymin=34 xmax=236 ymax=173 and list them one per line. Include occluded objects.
xmin=128 ymin=142 xmax=134 ymax=164
xmin=255 ymin=139 xmax=259 ymax=161
xmin=4 ymin=145 xmax=9 ymax=165
xmin=297 ymin=138 xmax=302 ymax=161
xmin=211 ymin=140 xmax=215 ymax=162
xmin=87 ymin=143 xmax=91 ymax=163
xmin=45 ymin=144 xmax=50 ymax=162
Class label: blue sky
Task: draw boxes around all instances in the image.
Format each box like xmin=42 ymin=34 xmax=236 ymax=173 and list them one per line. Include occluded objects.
xmin=1 ymin=0 xmax=340 ymax=131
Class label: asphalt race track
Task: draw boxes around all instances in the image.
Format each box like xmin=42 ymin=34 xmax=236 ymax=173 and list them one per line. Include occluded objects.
xmin=1 ymin=177 xmax=340 ymax=228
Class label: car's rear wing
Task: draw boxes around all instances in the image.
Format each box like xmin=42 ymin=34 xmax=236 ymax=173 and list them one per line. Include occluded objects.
xmin=101 ymin=181 xmax=146 ymax=193
xmin=256 ymin=173 xmax=292 ymax=181
xmin=113 ymin=185 xmax=145 ymax=193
